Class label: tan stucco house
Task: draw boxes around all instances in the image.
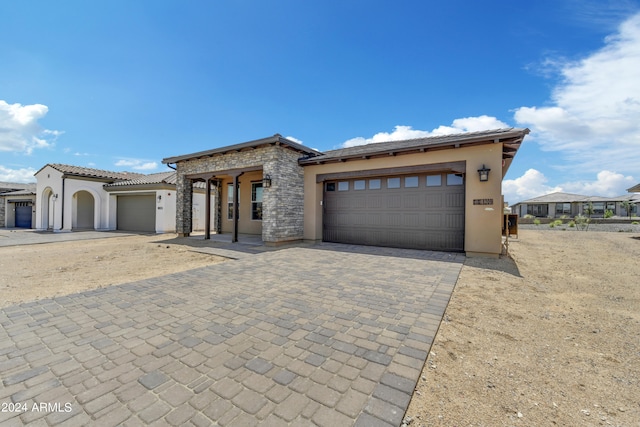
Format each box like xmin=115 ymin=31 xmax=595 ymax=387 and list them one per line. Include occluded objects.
xmin=163 ymin=128 xmax=529 ymax=256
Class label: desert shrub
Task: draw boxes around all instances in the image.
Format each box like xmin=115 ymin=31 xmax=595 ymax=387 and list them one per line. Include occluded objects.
xmin=568 ymin=220 xmax=576 ymax=227
xmin=604 ymin=209 xmax=614 ymax=218
xmin=524 ymin=214 xmax=535 ymax=219
xmin=574 ymin=215 xmax=591 ymax=231
xmin=550 ymin=219 xmax=563 ymax=228
xmin=533 ymin=219 xmax=541 ymax=226
xmin=633 ymin=221 xmax=639 ymax=225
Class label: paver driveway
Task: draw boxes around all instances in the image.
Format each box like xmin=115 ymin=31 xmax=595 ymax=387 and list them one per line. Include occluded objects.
xmin=0 ymin=243 xmax=463 ymax=426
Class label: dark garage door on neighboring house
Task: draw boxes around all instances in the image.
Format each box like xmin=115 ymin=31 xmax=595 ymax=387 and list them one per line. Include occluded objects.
xmin=15 ymin=202 xmax=33 ymax=228
xmin=323 ymin=172 xmax=465 ymax=251
xmin=117 ymin=195 xmax=156 ymax=232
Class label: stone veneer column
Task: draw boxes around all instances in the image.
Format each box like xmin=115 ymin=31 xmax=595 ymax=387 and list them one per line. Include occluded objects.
xmin=175 ymin=172 xmax=193 ymax=236
xmin=262 ymin=147 xmax=305 ymax=243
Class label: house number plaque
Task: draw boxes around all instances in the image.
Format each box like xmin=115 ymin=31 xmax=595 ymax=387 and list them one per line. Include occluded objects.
xmin=473 ymin=198 xmax=494 ymax=205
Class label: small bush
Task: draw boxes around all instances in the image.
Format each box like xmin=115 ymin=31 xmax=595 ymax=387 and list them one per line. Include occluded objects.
xmin=533 ymin=219 xmax=541 ymax=226
xmin=633 ymin=221 xmax=639 ymax=225
xmin=568 ymin=220 xmax=576 ymax=227
xmin=550 ymin=219 xmax=563 ymax=228
xmin=604 ymin=209 xmax=614 ymax=218
xmin=524 ymin=214 xmax=535 ymax=219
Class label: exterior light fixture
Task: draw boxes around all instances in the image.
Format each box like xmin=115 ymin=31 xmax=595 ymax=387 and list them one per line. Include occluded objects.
xmin=477 ymin=165 xmax=491 ymax=182
xmin=52 ymin=194 xmax=58 ymax=200
xmin=262 ymin=174 xmax=272 ymax=188
xmin=157 ymin=195 xmax=162 ymax=201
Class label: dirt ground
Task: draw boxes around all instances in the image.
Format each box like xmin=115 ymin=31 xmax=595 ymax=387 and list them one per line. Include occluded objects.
xmin=0 ymin=234 xmax=225 ymax=308
xmin=1 ymin=230 xmax=639 ymax=426
xmin=406 ymin=229 xmax=640 ymax=426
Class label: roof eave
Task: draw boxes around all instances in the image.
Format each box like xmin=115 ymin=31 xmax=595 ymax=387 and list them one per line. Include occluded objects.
xmin=300 ymin=128 xmax=529 ymax=165
xmin=162 ymin=135 xmax=320 ymax=164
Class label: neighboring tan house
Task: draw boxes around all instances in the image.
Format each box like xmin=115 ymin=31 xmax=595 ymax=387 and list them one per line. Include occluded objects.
xmin=34 ymin=164 xmax=213 ymax=233
xmin=512 ymin=191 xmax=640 ymax=218
xmin=0 ymin=182 xmax=37 ymax=228
xmin=163 ymin=128 xmax=529 ymax=256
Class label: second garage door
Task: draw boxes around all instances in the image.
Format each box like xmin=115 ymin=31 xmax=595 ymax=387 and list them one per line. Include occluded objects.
xmin=323 ymin=172 xmax=465 ymax=251
xmin=117 ymin=195 xmax=156 ymax=232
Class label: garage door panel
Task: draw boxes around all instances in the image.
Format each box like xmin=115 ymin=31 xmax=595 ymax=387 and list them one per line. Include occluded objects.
xmin=425 ymin=193 xmax=443 ymax=208
xmin=323 ymin=172 xmax=465 ymax=251
xmin=117 ymin=195 xmax=156 ymax=232
xmin=446 ymin=192 xmax=465 ymax=208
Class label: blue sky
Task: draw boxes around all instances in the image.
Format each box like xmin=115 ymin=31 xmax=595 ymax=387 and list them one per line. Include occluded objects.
xmin=1 ymin=0 xmax=639 ymax=204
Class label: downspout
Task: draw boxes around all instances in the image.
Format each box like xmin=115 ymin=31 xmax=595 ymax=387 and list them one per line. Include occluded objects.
xmin=60 ymin=177 xmax=65 ymax=231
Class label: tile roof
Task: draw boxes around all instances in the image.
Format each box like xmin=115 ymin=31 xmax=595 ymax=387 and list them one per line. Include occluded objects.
xmin=104 ymin=171 xmax=176 ymax=187
xmin=0 ymin=182 xmax=36 ymax=193
xmin=299 ymin=128 xmax=529 ymax=164
xmin=517 ymin=192 xmax=589 ymax=204
xmin=517 ymin=192 xmax=640 ymax=204
xmin=40 ymin=163 xmax=145 ymax=181
xmin=0 ymin=187 xmax=36 ymax=196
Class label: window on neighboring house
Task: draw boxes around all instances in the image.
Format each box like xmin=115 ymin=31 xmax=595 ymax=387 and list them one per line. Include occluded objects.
xmin=527 ymin=204 xmax=548 ymax=217
xmin=584 ymin=202 xmax=605 ymax=216
xmin=606 ymin=202 xmax=616 ymax=214
xmin=251 ymin=182 xmax=263 ymax=221
xmin=227 ymin=184 xmax=239 ymax=220
xmin=555 ymin=203 xmax=571 ymax=215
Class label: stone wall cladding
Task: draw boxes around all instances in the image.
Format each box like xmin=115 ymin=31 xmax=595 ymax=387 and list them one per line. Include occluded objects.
xmin=0 ymin=199 xmax=5 ymax=227
xmin=175 ymin=145 xmax=305 ymax=243
xmin=263 ymin=148 xmax=305 ymax=242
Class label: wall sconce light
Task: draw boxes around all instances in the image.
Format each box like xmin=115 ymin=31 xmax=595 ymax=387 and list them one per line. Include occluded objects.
xmin=477 ymin=165 xmax=491 ymax=182
xmin=52 ymin=194 xmax=58 ymax=200
xmin=157 ymin=195 xmax=162 ymax=202
xmin=262 ymin=174 xmax=272 ymax=188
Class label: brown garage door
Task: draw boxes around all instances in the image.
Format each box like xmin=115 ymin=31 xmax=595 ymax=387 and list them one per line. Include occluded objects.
xmin=323 ymin=172 xmax=465 ymax=251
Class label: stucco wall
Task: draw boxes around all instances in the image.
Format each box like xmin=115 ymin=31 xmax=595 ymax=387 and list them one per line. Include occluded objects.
xmin=302 ymin=143 xmax=506 ymax=256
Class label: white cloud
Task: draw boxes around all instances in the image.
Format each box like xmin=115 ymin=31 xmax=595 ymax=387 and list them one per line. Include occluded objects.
xmin=0 ymin=100 xmax=62 ymax=154
xmin=285 ymin=135 xmax=303 ymax=144
xmin=341 ymin=116 xmax=510 ymax=148
xmin=504 ymin=168 xmax=635 ymax=204
xmin=0 ymin=165 xmax=38 ymax=183
xmin=115 ymin=159 xmax=158 ymax=171
xmin=514 ymin=12 xmax=640 ymax=173
xmin=503 ymin=169 xmax=563 ymax=204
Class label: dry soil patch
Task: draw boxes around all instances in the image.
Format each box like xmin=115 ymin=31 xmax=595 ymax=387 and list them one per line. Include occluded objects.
xmin=0 ymin=234 xmax=225 ymax=308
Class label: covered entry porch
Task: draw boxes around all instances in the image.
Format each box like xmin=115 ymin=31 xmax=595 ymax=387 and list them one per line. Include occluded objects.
xmin=185 ymin=166 xmax=268 ymax=243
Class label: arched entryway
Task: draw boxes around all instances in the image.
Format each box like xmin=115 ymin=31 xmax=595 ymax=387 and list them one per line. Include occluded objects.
xmin=73 ymin=190 xmax=95 ymax=230
xmin=40 ymin=187 xmax=55 ymax=230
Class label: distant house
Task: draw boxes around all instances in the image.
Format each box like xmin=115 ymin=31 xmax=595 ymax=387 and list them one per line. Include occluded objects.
xmin=0 ymin=182 xmax=37 ymax=228
xmin=33 ymin=164 xmax=213 ymax=233
xmin=512 ymin=191 xmax=639 ymax=218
